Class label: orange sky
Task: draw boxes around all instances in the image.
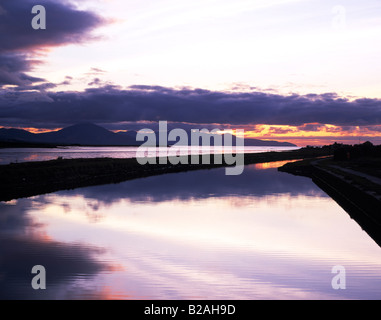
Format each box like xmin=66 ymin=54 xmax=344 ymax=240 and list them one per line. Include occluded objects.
xmin=243 ymin=124 xmax=381 ymax=146
xmin=3 ymin=123 xmax=380 ymax=147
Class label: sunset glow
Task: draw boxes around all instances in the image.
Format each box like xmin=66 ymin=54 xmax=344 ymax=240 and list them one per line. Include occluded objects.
xmin=244 ymin=124 xmax=381 ymax=146
xmin=1 ymin=0 xmax=381 ymax=145
xmin=1 ymin=0 xmax=381 ymax=302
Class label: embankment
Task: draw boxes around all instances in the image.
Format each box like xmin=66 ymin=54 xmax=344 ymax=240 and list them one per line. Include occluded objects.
xmin=0 ymin=148 xmax=330 ymax=202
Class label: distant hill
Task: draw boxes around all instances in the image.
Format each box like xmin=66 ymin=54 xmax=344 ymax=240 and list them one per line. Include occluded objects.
xmin=0 ymin=128 xmax=36 ymax=142
xmin=240 ymin=137 xmax=296 ymax=147
xmin=164 ymin=131 xmax=296 ymax=147
xmin=36 ymin=123 xmax=137 ymax=146
xmin=0 ymin=123 xmax=296 ymax=147
xmin=0 ymin=123 xmax=139 ymax=146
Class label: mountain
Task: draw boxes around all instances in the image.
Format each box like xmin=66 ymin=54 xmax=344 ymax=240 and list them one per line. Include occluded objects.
xmin=36 ymin=123 xmax=137 ymax=146
xmin=0 ymin=123 xmax=139 ymax=146
xmin=0 ymin=128 xmax=36 ymax=142
xmin=0 ymin=123 xmax=296 ymax=147
xmin=163 ymin=131 xmax=296 ymax=147
xmin=239 ymin=137 xmax=295 ymax=147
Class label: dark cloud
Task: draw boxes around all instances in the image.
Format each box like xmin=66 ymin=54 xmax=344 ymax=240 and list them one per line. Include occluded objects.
xmin=1 ymin=85 xmax=381 ymax=129
xmin=0 ymin=0 xmax=105 ymax=88
xmin=58 ymin=75 xmax=73 ymax=86
xmin=101 ymin=121 xmax=233 ymax=133
xmin=298 ymin=123 xmax=324 ymax=132
xmin=1 ymin=0 xmax=105 ymax=51
xmin=367 ymin=126 xmax=381 ymax=132
xmin=87 ymin=77 xmax=114 ymax=88
xmin=0 ymin=52 xmax=44 ymax=86
xmin=268 ymin=126 xmax=295 ymax=134
xmin=88 ymin=77 xmax=101 ymax=86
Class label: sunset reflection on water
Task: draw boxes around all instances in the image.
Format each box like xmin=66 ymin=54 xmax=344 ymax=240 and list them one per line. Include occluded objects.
xmin=1 ymin=164 xmax=381 ymax=300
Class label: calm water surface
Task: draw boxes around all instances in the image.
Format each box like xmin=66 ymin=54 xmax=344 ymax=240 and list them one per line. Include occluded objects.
xmin=0 ymin=146 xmax=299 ymax=165
xmin=1 ymin=160 xmax=380 ymax=299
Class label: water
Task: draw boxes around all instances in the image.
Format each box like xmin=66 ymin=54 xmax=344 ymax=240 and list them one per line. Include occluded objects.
xmin=1 ymin=161 xmax=381 ymax=300
xmin=0 ymin=146 xmax=299 ymax=165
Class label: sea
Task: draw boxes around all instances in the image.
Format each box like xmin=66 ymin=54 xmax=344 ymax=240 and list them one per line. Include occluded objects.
xmin=0 ymin=146 xmax=299 ymax=165
xmin=0 ymin=146 xmax=380 ymax=299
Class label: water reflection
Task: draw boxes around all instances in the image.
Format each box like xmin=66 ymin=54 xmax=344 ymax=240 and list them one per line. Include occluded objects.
xmin=254 ymin=159 xmax=300 ymax=170
xmin=55 ymin=161 xmax=327 ymax=205
xmin=0 ymin=199 xmax=114 ymax=299
xmin=1 ymin=163 xmax=381 ymax=300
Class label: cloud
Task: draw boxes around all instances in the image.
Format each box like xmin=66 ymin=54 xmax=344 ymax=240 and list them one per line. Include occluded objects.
xmin=88 ymin=77 xmax=102 ymax=86
xmin=298 ymin=123 xmax=325 ymax=132
xmin=58 ymin=75 xmax=73 ymax=86
xmin=268 ymin=126 xmax=296 ymax=134
xmin=86 ymin=67 xmax=107 ymax=75
xmin=1 ymin=85 xmax=381 ymax=130
xmin=0 ymin=52 xmax=44 ymax=86
xmin=0 ymin=0 xmax=106 ymax=88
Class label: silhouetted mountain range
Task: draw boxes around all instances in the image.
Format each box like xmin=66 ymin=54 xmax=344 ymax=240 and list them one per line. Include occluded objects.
xmin=0 ymin=123 xmax=296 ymax=147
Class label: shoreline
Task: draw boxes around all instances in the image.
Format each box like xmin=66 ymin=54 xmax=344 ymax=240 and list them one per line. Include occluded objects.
xmin=279 ymin=158 xmax=381 ymax=247
xmin=0 ymin=148 xmax=330 ymax=202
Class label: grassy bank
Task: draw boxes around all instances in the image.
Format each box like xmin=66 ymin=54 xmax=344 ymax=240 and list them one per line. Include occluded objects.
xmin=0 ymin=147 xmax=331 ymax=202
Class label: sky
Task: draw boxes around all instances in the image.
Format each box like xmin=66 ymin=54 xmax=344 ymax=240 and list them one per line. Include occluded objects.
xmin=1 ymin=0 xmax=381 ymax=146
